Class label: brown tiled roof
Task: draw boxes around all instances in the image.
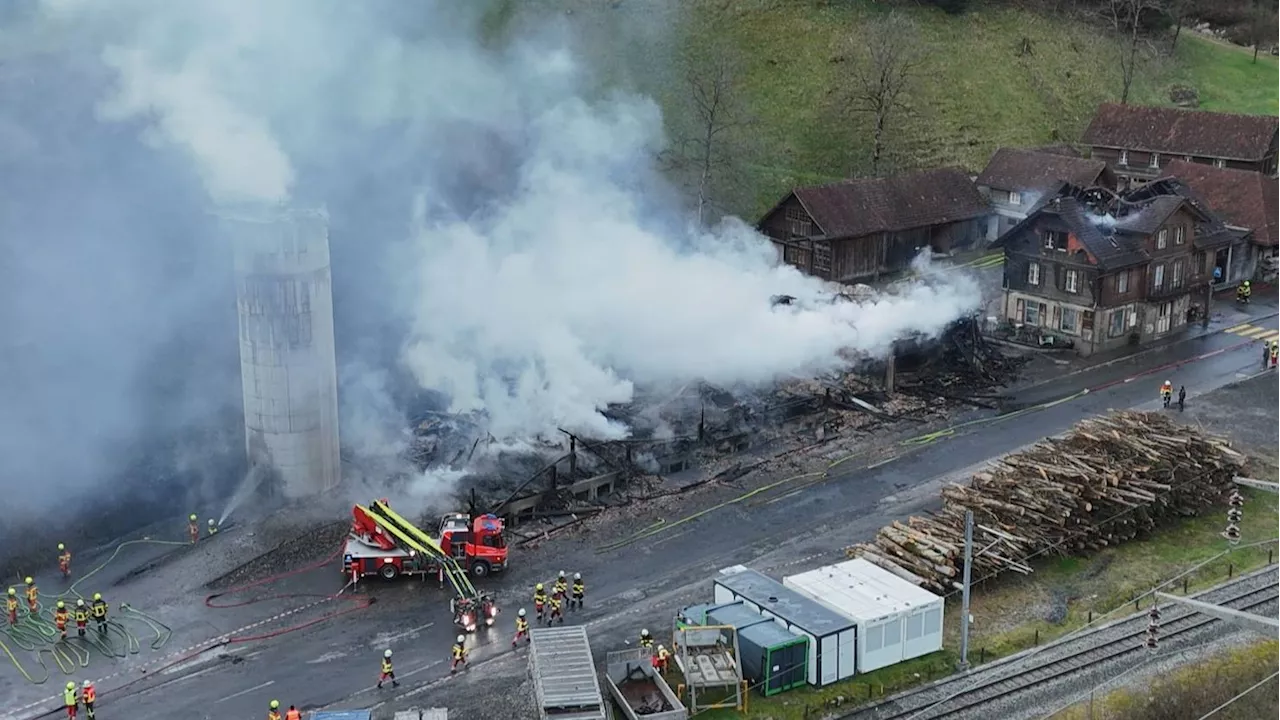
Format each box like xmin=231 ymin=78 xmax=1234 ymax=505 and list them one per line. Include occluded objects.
xmin=789 ymin=167 xmax=988 ymax=239
xmin=1164 ymin=159 xmax=1279 ymax=247
xmin=977 ymin=148 xmax=1108 ymax=194
xmin=1081 ymin=103 xmax=1278 ymax=161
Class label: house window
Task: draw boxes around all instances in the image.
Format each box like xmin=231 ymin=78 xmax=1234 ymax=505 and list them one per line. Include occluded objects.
xmin=1153 ymin=263 xmax=1165 ymax=289
xmin=1149 ymin=153 xmax=1160 ymax=169
xmin=1027 ymin=262 xmax=1041 ymax=285
xmin=1108 ymin=308 xmax=1126 ymax=338
xmin=812 ymin=241 xmax=832 ymax=274
xmin=785 ymin=206 xmax=813 ymax=237
xmin=1061 ymin=307 xmax=1079 ymax=333
xmin=1119 ymin=150 xmax=1129 ymax=165
xmin=1174 ymin=226 xmax=1185 ymax=245
xmin=1172 ymin=259 xmax=1184 ymax=288
xmin=1213 ymin=158 xmax=1226 ymax=169
xmin=1116 ymin=270 xmax=1130 ymax=294
xmin=1007 ymin=191 xmax=1022 ymax=206
xmin=1065 ymin=269 xmax=1080 ymax=293
xmin=1156 ymin=301 xmax=1172 ymax=333
xmin=1043 ymin=230 xmax=1068 ymax=251
xmin=1023 ymin=301 xmax=1046 ymax=326
xmin=1156 ymin=229 xmax=1168 ymax=249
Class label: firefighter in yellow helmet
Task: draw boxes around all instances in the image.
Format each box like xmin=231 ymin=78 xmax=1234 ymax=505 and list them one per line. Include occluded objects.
xmin=91 ymin=593 xmax=108 ymax=633
xmin=6 ymin=588 xmax=18 ymax=626
xmin=24 ymin=576 xmax=38 ymax=614
xmin=63 ymin=681 xmax=78 ymax=719
xmin=58 ymin=543 xmax=72 ymax=579
xmin=267 ymin=699 xmax=281 ymax=720
xmin=54 ymin=601 xmax=70 ymax=640
xmin=189 ymin=514 xmax=200 ymax=544
xmin=533 ymin=582 xmax=547 ymax=621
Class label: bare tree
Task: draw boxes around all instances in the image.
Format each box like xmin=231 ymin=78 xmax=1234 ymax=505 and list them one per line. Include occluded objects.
xmin=845 ymin=12 xmax=918 ymax=175
xmin=1105 ymin=0 xmax=1168 ymax=104
xmin=1244 ymin=5 xmax=1278 ymax=63
xmin=683 ymin=53 xmax=748 ymax=227
xmin=1166 ymin=0 xmax=1195 ymax=52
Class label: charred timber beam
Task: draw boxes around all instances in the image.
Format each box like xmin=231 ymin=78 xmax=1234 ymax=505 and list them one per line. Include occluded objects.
xmin=489 ymin=452 xmax=572 ymax=514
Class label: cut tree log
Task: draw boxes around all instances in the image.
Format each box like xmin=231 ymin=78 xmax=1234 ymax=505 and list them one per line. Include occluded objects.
xmin=844 ymin=411 xmax=1244 ymax=591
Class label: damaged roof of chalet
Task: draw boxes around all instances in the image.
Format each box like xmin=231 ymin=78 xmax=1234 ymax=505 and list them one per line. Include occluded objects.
xmin=977 ymin=147 xmax=1108 ymax=192
xmin=1035 ymin=187 xmax=1150 ymax=269
xmin=1115 ymin=177 xmax=1237 ymax=249
xmin=1081 ymin=103 xmax=1278 ymax=161
xmin=782 ymin=167 xmax=988 ymax=239
xmin=1164 ymin=159 xmax=1279 ymax=247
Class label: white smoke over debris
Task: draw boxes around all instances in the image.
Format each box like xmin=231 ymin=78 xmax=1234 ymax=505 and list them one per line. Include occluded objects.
xmin=17 ymin=0 xmax=980 ymax=515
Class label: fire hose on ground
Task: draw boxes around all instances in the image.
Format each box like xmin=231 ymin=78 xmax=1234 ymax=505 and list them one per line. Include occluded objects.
xmin=1 ymin=537 xmax=185 ymax=685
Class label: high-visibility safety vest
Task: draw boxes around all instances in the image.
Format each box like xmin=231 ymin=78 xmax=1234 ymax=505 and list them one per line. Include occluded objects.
xmin=381 ymin=658 xmax=393 ymax=674
xmin=572 ymin=579 xmax=584 ymax=596
xmin=516 ymin=617 xmax=528 ymax=632
xmin=25 ymin=586 xmax=37 ymax=604
xmin=533 ymin=590 xmax=546 ymax=605
xmin=452 ymin=644 xmax=465 ymax=660
xmin=83 ymin=685 xmax=96 ymax=704
xmin=285 ymin=709 xmax=302 ymax=720
xmin=549 ymin=595 xmax=561 ymax=611
xmin=554 ymin=578 xmax=567 ymax=595
xmin=54 ymin=609 xmax=69 ymax=628
xmin=268 ymin=711 xmax=281 ymax=720
xmin=59 ymin=551 xmax=71 ymax=568
xmin=63 ymin=688 xmax=76 ymax=707
xmin=657 ymin=647 xmax=671 ymax=660
xmin=640 ymin=636 xmax=653 ymax=648
xmin=75 ymin=607 xmax=88 ymax=623
xmin=92 ymin=600 xmax=108 ymax=619
xmin=6 ymin=598 xmax=17 ymax=613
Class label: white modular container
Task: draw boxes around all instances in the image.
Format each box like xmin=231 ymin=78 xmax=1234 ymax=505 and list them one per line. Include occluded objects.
xmin=713 ymin=566 xmax=857 ymax=686
xmin=784 ymin=558 xmax=944 ymax=673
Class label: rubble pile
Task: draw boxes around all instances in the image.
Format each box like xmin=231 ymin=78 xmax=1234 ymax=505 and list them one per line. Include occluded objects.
xmin=897 ymin=316 xmax=1028 ymax=397
xmin=848 ymin=412 xmax=1246 ymax=592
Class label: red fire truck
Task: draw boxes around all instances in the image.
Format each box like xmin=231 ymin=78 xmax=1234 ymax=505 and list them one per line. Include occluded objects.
xmin=345 ymin=500 xmax=506 ymax=631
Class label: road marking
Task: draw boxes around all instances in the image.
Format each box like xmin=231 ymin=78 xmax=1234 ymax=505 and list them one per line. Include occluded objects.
xmin=373 ymin=621 xmax=435 ymax=645
xmin=216 ymin=680 xmax=275 ymax=703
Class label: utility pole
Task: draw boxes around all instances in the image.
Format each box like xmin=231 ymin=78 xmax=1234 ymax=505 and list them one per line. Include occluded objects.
xmin=958 ymin=509 xmax=974 ymax=671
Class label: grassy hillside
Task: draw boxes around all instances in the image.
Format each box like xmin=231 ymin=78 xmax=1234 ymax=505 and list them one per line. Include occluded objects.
xmin=666 ymin=0 xmax=1278 ymax=216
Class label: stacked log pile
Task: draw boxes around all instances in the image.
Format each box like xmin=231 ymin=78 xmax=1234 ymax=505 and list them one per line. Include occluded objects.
xmin=847 ymin=411 xmax=1247 ymax=592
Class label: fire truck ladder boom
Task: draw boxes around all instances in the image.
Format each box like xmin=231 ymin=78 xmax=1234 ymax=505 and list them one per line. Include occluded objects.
xmin=359 ymin=501 xmax=481 ymax=601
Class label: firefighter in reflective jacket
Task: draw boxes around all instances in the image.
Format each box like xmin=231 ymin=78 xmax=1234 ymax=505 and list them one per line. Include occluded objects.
xmin=6 ymin=588 xmax=18 ymax=625
xmin=81 ymin=680 xmax=96 ymax=720
xmin=639 ymin=628 xmax=653 ymax=649
xmin=207 ymin=518 xmax=219 ymax=536
xmin=533 ymin=583 xmax=547 ymax=620
xmin=63 ymin=681 xmax=78 ymax=719
xmin=546 ymin=592 xmax=564 ymax=625
xmin=24 ymin=577 xmax=39 ymax=614
xmin=512 ymin=608 xmax=530 ymax=647
xmin=58 ymin=543 xmax=72 ymax=578
xmin=570 ymin=572 xmax=585 ymax=610
xmin=189 ymin=514 xmax=200 ymax=544
xmin=451 ymin=635 xmax=468 ymax=673
xmin=54 ymin=601 xmax=70 ymax=640
xmin=268 ymin=699 xmax=282 ymax=720
xmin=91 ymin=593 xmax=108 ymax=633
xmin=553 ymin=570 xmax=568 ymax=597
xmin=74 ymin=600 xmax=89 ymax=637
xmin=1271 ymin=341 xmax=1278 ymax=370
xmin=653 ymin=644 xmax=671 ymax=673
xmin=285 ymin=705 xmax=302 ymax=720
xmin=377 ymin=649 xmax=399 ymax=688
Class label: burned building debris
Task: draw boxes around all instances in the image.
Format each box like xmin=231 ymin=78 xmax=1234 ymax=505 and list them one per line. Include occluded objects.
xmin=383 ymin=287 xmax=1026 ymax=527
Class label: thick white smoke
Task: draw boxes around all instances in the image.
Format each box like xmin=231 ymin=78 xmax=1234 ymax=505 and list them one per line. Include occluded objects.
xmin=43 ymin=0 xmax=980 ymax=475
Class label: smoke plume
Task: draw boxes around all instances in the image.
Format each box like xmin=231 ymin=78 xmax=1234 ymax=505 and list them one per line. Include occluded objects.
xmin=9 ymin=0 xmax=980 ymax=519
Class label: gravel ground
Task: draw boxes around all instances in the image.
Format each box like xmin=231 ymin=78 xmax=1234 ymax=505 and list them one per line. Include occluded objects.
xmin=1173 ymin=370 xmax=1278 ymax=455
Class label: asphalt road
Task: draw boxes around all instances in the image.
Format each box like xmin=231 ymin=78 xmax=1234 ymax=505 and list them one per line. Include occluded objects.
xmin=7 ymin=318 xmax=1276 ymax=720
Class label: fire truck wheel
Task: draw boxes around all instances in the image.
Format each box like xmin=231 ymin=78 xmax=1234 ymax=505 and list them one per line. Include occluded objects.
xmin=469 ymin=560 xmax=491 ymax=578
xmin=379 ymin=563 xmax=399 ymax=580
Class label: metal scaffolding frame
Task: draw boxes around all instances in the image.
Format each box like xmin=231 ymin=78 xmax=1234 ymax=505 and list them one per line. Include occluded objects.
xmin=671 ymin=623 xmax=745 ymax=713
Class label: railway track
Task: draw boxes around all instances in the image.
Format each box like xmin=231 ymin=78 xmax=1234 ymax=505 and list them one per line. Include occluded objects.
xmin=846 ymin=572 xmax=1279 ymax=720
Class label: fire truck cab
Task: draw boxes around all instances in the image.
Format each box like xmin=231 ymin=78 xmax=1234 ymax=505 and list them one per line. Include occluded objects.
xmin=438 ymin=512 xmax=507 ymax=577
